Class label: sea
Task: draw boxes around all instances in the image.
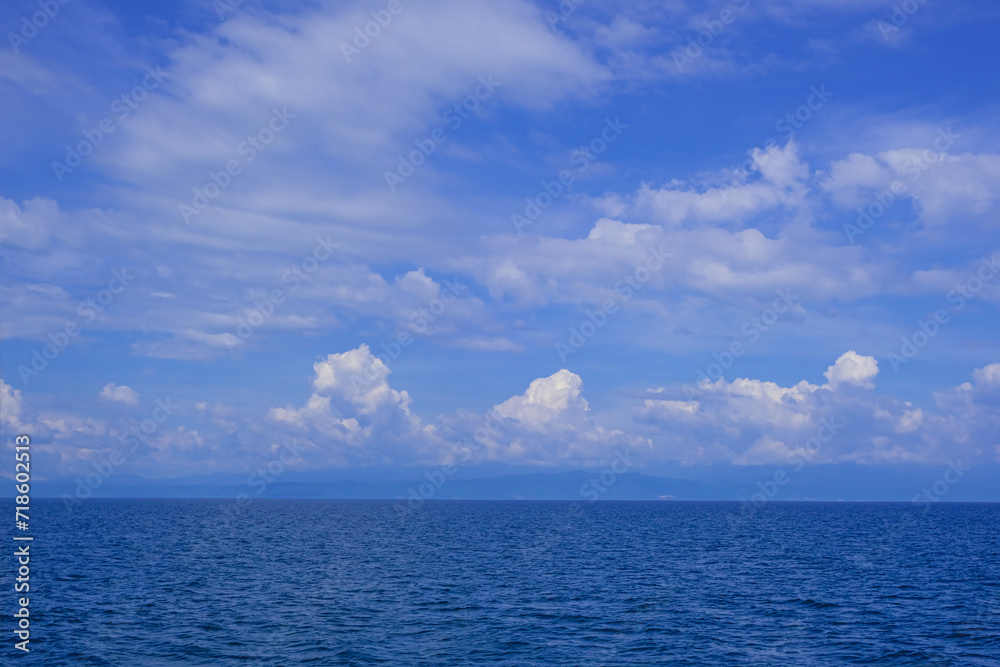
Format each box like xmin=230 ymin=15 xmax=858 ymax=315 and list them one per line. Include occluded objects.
xmin=2 ymin=499 xmax=998 ymax=665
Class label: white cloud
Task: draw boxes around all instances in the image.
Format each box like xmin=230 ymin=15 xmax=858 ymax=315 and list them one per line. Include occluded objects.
xmin=733 ymin=435 xmax=800 ymax=466
xmin=0 ymin=379 xmax=115 ymax=476
xmin=599 ymin=142 xmax=810 ymax=227
xmin=459 ymin=369 xmax=651 ymax=465
xmin=496 ymin=369 xmax=592 ymax=428
xmin=6 ymin=352 xmax=1000 ymax=477
xmin=973 ymin=363 xmax=1000 ymax=387
xmin=102 ymin=0 xmax=609 ymax=189
xmin=821 ymin=153 xmax=894 ymax=206
xmin=309 ymin=345 xmax=413 ymax=417
xmin=99 ymin=383 xmax=140 ymax=405
xmin=0 ymin=0 xmax=604 ymax=361
xmin=823 ymin=350 xmax=878 ymax=390
xmin=635 ymin=353 xmax=998 ymax=466
xmin=0 ymin=197 xmax=57 ymax=251
xmin=270 ymin=355 xmax=647 ymax=468
xmin=268 ymin=344 xmax=445 ymax=465
xmin=1 ymin=379 xmax=26 ymax=432
xmin=822 ymin=147 xmax=1000 ymax=226
xmin=468 ymin=212 xmax=876 ymax=314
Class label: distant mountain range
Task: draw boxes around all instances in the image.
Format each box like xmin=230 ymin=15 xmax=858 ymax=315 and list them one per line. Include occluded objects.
xmin=4 ymin=463 xmax=999 ymax=502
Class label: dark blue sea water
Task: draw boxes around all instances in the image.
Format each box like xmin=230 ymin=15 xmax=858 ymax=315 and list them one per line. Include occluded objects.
xmin=2 ymin=499 xmax=998 ymax=665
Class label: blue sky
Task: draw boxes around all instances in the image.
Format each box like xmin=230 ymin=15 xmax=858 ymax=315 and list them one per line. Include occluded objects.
xmin=2 ymin=0 xmax=999 ymax=479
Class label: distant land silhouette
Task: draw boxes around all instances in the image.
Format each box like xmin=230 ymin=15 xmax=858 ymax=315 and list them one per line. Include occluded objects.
xmin=7 ymin=462 xmax=999 ymax=502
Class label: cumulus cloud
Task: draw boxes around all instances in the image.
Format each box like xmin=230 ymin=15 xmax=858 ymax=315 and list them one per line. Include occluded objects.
xmin=636 ymin=353 xmax=998 ymax=466
xmin=932 ymin=363 xmax=1000 ymax=460
xmin=0 ymin=378 xmax=119 ymax=477
xmin=269 ymin=356 xmax=647 ymax=468
xmin=823 ymin=350 xmax=878 ymax=390
xmin=496 ymin=369 xmax=593 ymax=428
xmin=972 ymin=363 xmax=1000 ymax=388
xmin=456 ymin=369 xmax=650 ymax=465
xmin=6 ymin=351 xmax=1000 ymax=478
xmin=309 ymin=345 xmax=415 ymax=417
xmin=99 ymin=383 xmax=140 ymax=405
xmin=269 ymin=345 xmax=445 ymax=465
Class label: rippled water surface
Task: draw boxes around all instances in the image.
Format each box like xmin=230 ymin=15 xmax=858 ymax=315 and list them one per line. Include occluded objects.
xmin=3 ymin=499 xmax=998 ymax=665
